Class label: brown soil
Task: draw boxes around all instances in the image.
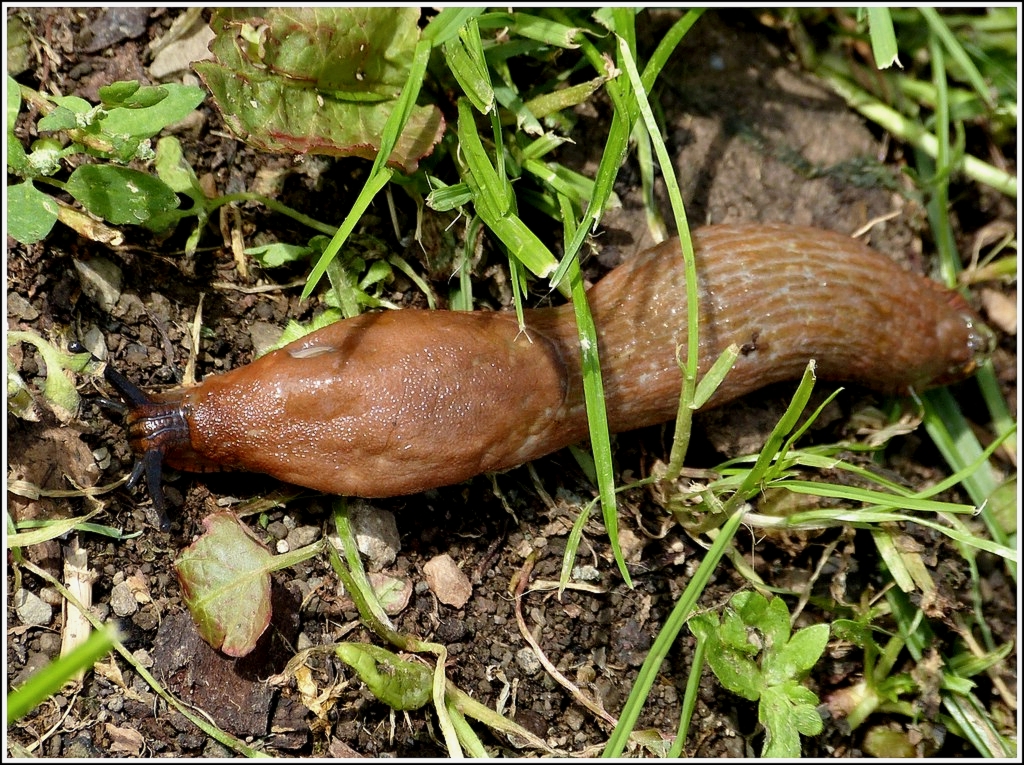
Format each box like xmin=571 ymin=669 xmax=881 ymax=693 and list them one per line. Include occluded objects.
xmin=6 ymin=7 xmax=1017 ymax=758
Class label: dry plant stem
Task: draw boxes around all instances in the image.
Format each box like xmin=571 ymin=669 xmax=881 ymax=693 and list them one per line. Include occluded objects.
xmin=512 ymin=553 xmax=619 ymax=729
xmin=790 ymin=536 xmax=842 ymax=624
xmin=60 ymin=541 xmax=95 ymax=682
xmin=23 ymin=688 xmax=81 ymax=754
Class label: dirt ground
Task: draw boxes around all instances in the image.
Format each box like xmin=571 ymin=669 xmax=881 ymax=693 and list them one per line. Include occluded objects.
xmin=6 ymin=8 xmax=1017 ymax=758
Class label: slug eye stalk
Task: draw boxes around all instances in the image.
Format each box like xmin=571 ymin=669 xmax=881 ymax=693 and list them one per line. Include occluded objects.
xmin=72 ymin=341 xmax=175 ymax=530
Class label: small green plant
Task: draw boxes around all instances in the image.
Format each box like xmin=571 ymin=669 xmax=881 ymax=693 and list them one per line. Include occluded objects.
xmin=6 ymin=77 xmax=206 ymax=245
xmin=826 ymin=592 xmax=1016 ymax=757
xmin=689 ymin=592 xmax=830 ymax=758
xmin=6 ymin=331 xmax=93 ymax=422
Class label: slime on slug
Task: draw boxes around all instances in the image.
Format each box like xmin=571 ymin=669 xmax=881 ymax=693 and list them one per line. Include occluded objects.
xmin=96 ymin=223 xmax=994 ymax=524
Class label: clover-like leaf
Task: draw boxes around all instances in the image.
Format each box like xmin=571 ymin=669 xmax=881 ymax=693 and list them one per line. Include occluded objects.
xmin=175 ymin=512 xmax=274 ymax=657
xmin=65 ymin=165 xmax=180 ymax=227
xmin=7 ymin=181 xmax=58 ymax=244
xmin=760 ymin=684 xmax=811 ymax=758
xmin=764 ymin=622 xmax=831 ymax=686
xmin=758 ymin=593 xmax=792 ymax=653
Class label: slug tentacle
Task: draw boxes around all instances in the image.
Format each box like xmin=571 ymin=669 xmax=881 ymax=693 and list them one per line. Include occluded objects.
xmin=101 ymin=360 xmax=189 ymax=530
xmin=68 ymin=342 xmax=175 ymax=529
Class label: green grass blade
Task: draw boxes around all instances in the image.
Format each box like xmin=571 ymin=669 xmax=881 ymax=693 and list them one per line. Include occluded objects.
xmin=422 ymin=7 xmax=486 ymax=45
xmin=867 ymin=8 xmax=900 ymax=69
xmin=302 ymin=37 xmax=432 ymax=299
xmin=603 ymin=506 xmax=750 ymax=757
xmin=817 ymin=64 xmax=1016 ymax=198
xmin=919 ymin=7 xmax=998 ymax=109
xmin=7 ymin=624 xmax=120 ymax=724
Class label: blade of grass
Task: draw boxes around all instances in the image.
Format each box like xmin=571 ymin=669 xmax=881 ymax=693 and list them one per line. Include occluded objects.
xmin=670 ymin=627 xmax=708 ymax=756
xmin=617 ymin=33 xmax=702 ymax=477
xmin=476 ymin=11 xmax=583 ymax=49
xmin=560 ymin=196 xmax=629 ymax=586
xmin=421 ymin=6 xmax=486 ymax=46
xmin=456 ymin=98 xmax=559 ymax=279
xmin=921 ymin=389 xmax=1016 ymax=585
xmin=737 ymin=362 xmax=818 ymax=499
xmin=919 ymin=7 xmax=997 ymax=109
xmin=443 ymin=18 xmax=495 ymax=114
xmin=603 ymin=504 xmax=749 ymax=757
xmin=866 ymin=8 xmax=901 ymax=69
xmin=6 ymin=623 xmax=120 ymax=724
xmin=302 ymin=37 xmax=431 ymax=298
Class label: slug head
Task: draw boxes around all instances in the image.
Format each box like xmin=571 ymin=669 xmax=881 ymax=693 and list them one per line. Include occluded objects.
xmin=100 ymin=359 xmax=192 ymax=531
xmin=925 ymin=292 xmax=997 ymax=389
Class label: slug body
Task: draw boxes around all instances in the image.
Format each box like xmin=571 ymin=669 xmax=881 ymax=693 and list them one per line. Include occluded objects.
xmin=110 ymin=223 xmax=991 ymax=510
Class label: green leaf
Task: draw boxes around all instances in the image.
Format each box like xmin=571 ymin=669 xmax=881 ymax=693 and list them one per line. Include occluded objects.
xmin=687 ymin=612 xmax=718 ymax=644
xmin=335 ymin=643 xmax=432 ymax=711
xmin=223 ymin=8 xmax=419 ymax=99
xmin=697 ymin=590 xmax=828 ymax=755
xmin=426 ymin=181 xmax=473 ymax=211
xmin=6 ymin=74 xmax=21 ymax=129
xmin=195 ymin=61 xmax=442 ymax=173
xmin=97 ymin=80 xmax=143 ymax=106
xmin=522 ymin=76 xmax=605 ymax=119
xmin=194 ymin=7 xmax=443 ymax=173
xmin=6 ymin=330 xmax=91 ymax=422
xmin=37 ymin=105 xmax=82 ymax=132
xmin=867 ymin=8 xmax=901 ymax=69
xmin=831 ymin=618 xmax=875 ymax=648
xmin=422 ymin=7 xmax=486 ymax=45
xmin=153 ymin=136 xmax=204 ymax=197
xmin=6 ymin=181 xmax=58 ymax=244
xmin=174 ymin=513 xmax=274 ymax=657
xmin=443 ymin=19 xmax=495 ymax=114
xmin=456 ymin=98 xmax=558 ymax=279
xmin=772 ymin=623 xmax=831 ymax=680
xmin=782 ymin=680 xmax=823 ymax=715
xmin=477 ymin=12 xmax=583 ymax=48
xmin=734 ymin=591 xmax=773 ymax=634
xmin=7 ymin=76 xmax=31 ymax=175
xmin=719 ymin=608 xmax=756 ymax=654
xmin=6 ymin=15 xmax=33 ymax=76
xmin=40 ymin=95 xmax=97 ymax=132
xmin=270 ymin=309 xmax=345 ymax=354
xmin=65 ymin=164 xmax=180 ymax=226
xmin=759 ymin=685 xmax=808 ymax=758
xmin=99 ymin=83 xmax=205 ymax=138
xmin=705 ymin=630 xmax=763 ymax=701
xmin=759 ymin=594 xmax=792 ymax=655
xmin=322 ymin=250 xmax=393 ymax=319
xmin=247 ymin=241 xmax=317 ymax=268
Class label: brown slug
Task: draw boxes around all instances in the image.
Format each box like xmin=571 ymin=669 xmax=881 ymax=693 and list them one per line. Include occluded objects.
xmin=102 ymin=223 xmax=993 ymax=522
